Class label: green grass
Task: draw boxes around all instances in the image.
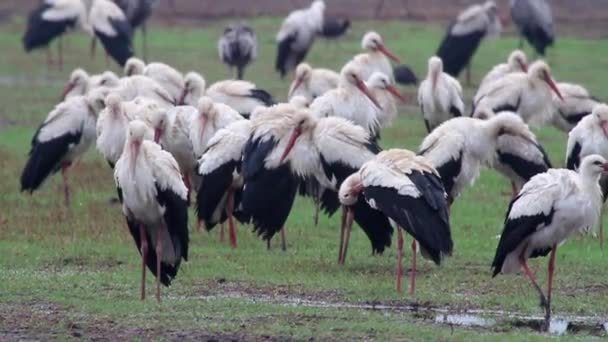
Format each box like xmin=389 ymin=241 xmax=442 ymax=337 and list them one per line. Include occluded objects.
xmin=1 ymin=15 xmax=607 ymax=340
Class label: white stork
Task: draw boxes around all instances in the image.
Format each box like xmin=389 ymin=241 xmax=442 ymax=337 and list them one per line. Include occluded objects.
xmin=352 ymin=31 xmax=401 ymax=82
xmin=510 ymin=0 xmax=554 ymax=56
xmin=278 ymin=111 xmax=394 ymax=262
xmin=418 ymin=112 xmax=536 ymax=206
xmin=492 ymin=155 xmax=607 ymax=331
xmin=189 ymin=96 xmax=244 ymax=159
xmin=22 ymin=0 xmax=82 ymax=69
xmin=310 ymin=61 xmax=383 ymax=138
xmin=115 ymin=74 xmax=177 ymax=107
xmin=473 ymin=60 xmax=563 ymax=125
xmin=288 ymin=62 xmax=339 ymax=102
xmin=339 ymin=149 xmax=453 ymax=293
xmin=477 ymin=49 xmax=528 ymax=94
xmin=21 ymin=88 xmax=107 ymax=206
xmin=417 ymin=56 xmax=464 ymax=133
xmin=218 ymin=23 xmax=257 ymax=80
xmin=84 ymin=0 xmax=134 ymax=66
xmin=566 ymin=104 xmax=608 ymax=171
xmin=124 ymin=57 xmax=185 ymax=102
xmin=551 ymin=83 xmax=601 ymax=132
xmin=473 ymin=108 xmax=551 ymax=197
xmin=62 ymin=68 xmax=90 ymax=99
xmin=114 ymin=120 xmax=189 ymax=302
xmin=275 ymin=0 xmax=325 ymax=78
xmin=113 ymin=0 xmax=160 ymax=61
xmin=436 ymin=1 xmax=502 ymax=85
xmin=366 ymin=72 xmax=406 ymax=130
xmin=196 ymin=119 xmax=252 ymax=248
xmin=180 ymin=72 xmax=274 ymax=117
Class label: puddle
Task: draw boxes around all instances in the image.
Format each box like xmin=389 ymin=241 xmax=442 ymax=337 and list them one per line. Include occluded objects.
xmin=434 ymin=314 xmax=495 ymax=327
xmin=549 ymin=319 xmax=569 ymax=335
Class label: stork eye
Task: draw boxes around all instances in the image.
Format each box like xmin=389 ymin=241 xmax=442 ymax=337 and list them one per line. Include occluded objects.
xmin=594 ymin=161 xmax=602 ymax=166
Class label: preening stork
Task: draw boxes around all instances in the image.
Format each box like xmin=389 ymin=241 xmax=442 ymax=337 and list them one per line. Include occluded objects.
xmin=418 ymin=112 xmax=535 ymax=206
xmin=23 ymin=0 xmax=82 ymax=69
xmin=85 ymin=0 xmax=134 ymax=67
xmin=339 ymin=149 xmax=453 ymax=293
xmin=180 ymin=72 xmax=274 ymax=117
xmin=366 ymin=72 xmax=406 ymax=130
xmin=492 ymin=155 xmax=607 ymax=331
xmin=62 ymin=68 xmax=91 ymax=99
xmin=417 ymin=56 xmax=464 ymax=133
xmin=352 ymin=31 xmax=401 ymax=82
xmin=189 ymin=97 xmax=244 ymax=159
xmin=288 ymin=62 xmax=339 ymax=102
xmin=275 ymin=0 xmax=325 ymax=78
xmin=436 ymin=1 xmax=502 ymax=85
xmin=113 ymin=0 xmax=160 ymax=60
xmin=88 ymin=70 xmax=121 ymax=90
xmin=473 ymin=60 xmax=563 ymax=125
xmin=124 ymin=57 xmax=185 ymax=102
xmin=114 ymin=120 xmax=189 ymax=302
xmin=319 ymin=17 xmax=350 ymax=39
xmin=115 ymin=74 xmax=177 ymax=107
xmin=551 ymin=83 xmax=601 ymax=132
xmin=218 ymin=23 xmax=257 ymax=80
xmin=510 ymin=0 xmax=554 ymax=56
xmin=278 ymin=111 xmax=393 ymax=263
xmin=21 ymin=88 xmax=107 ymax=207
xmin=196 ymin=120 xmax=252 ymax=248
xmin=566 ymin=104 xmax=608 ymax=171
xmin=473 ymin=108 xmax=551 ymax=197
xmin=310 ymin=62 xmax=383 ymax=139
xmin=477 ymin=50 xmax=528 ymax=94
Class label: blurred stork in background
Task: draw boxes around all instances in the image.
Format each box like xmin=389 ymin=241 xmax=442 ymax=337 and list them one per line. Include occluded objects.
xmin=85 ymin=0 xmax=135 ymax=67
xmin=112 ymin=0 xmax=160 ymax=61
xmin=218 ymin=23 xmax=257 ymax=80
xmin=319 ymin=16 xmax=350 ymax=40
xmin=436 ymin=1 xmax=502 ymax=86
xmin=510 ymin=0 xmax=555 ymax=57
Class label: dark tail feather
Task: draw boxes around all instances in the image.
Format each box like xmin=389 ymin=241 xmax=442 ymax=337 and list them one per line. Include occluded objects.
xmin=275 ymin=33 xmax=296 ymax=78
xmin=249 ymin=89 xmax=275 ymax=106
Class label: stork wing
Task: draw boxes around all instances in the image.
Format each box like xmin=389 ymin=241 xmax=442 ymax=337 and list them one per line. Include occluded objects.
xmin=145 ymin=141 xmax=187 ymax=199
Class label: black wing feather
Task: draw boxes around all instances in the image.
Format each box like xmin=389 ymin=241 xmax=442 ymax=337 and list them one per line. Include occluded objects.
xmin=196 ymin=160 xmax=240 ymax=230
xmin=22 ymin=3 xmax=78 ymax=51
xmin=94 ymin=17 xmax=134 ymax=66
xmin=436 ymin=22 xmax=485 ymax=77
xmin=566 ymin=141 xmax=582 ymax=170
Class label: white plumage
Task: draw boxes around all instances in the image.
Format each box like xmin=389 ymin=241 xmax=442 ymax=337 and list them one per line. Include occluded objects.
xmin=63 ymin=68 xmax=90 ymax=99
xmin=124 ymin=57 xmax=185 ymax=102
xmin=366 ymin=72 xmax=405 ymax=130
xmin=351 ymin=31 xmax=400 ymax=82
xmin=566 ymin=104 xmax=608 ymax=170
xmin=478 ymin=50 xmax=528 ymax=95
xmin=551 ymin=82 xmax=601 ymax=132
xmin=83 ymin=0 xmax=134 ymax=66
xmin=288 ymin=62 xmax=339 ymax=102
xmin=417 ymin=56 xmax=464 ymax=132
xmin=115 ymin=75 xmax=176 ymax=107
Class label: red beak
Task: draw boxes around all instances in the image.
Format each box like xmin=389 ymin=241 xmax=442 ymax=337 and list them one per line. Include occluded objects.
xmin=198 ymin=114 xmax=208 ymax=145
xmin=431 ymin=70 xmax=439 ymax=91
xmin=129 ymin=141 xmax=141 ymax=176
xmin=178 ymin=88 xmax=189 ymax=105
xmin=377 ymin=44 xmax=400 ymax=63
xmin=355 ymin=78 xmax=382 ymax=110
xmin=153 ymin=128 xmax=162 ymax=143
xmin=544 ymin=74 xmax=563 ymax=101
xmin=280 ymin=127 xmax=302 ymax=162
xmin=386 ymin=85 xmax=406 ymax=103
xmin=288 ymin=77 xmax=304 ymax=98
xmin=518 ymin=60 xmax=528 ymax=72
xmin=61 ymin=82 xmax=75 ymax=100
xmin=601 ymin=121 xmax=608 ymax=138
xmin=603 ymin=163 xmax=608 ymax=172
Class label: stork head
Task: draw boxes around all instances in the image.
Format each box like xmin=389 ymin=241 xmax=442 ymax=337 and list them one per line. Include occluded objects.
xmin=181 ymin=72 xmax=206 ymax=105
xmin=124 ymin=57 xmax=145 ymax=76
xmin=428 ymin=56 xmax=443 ymax=91
xmin=62 ymin=68 xmax=89 ymax=100
xmin=486 ymin=111 xmax=536 ymax=144
xmin=288 ymin=95 xmax=311 ymax=108
xmin=580 ymin=155 xmax=608 ymax=180
xmin=280 ymin=111 xmax=316 ymax=163
xmin=592 ymin=104 xmax=608 ymax=138
xmin=529 ymin=61 xmax=563 ymax=101
xmin=508 ymin=50 xmax=528 ymax=72
xmin=339 ymin=173 xmax=363 ymax=206
xmin=104 ymin=93 xmax=122 ymax=118
xmin=93 ymin=71 xmax=120 ymax=89
xmin=367 ymin=72 xmax=406 ymax=103
xmin=289 ymin=63 xmax=312 ymax=97
xmin=148 ymin=108 xmax=169 ymax=143
xmin=361 ymin=31 xmax=400 ymax=63
xmin=341 ymin=63 xmax=383 ymax=110
xmin=86 ymin=87 xmax=109 ymax=114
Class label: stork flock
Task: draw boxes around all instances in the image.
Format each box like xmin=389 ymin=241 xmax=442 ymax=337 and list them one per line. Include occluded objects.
xmin=16 ymin=0 xmax=607 ymax=333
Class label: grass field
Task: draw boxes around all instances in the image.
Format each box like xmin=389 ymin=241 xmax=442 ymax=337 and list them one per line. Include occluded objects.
xmin=1 ymin=14 xmax=608 ymax=340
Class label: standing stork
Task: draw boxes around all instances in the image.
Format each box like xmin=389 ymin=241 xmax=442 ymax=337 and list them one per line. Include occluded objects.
xmin=180 ymin=72 xmax=273 ymax=117
xmin=551 ymin=83 xmax=601 ymax=132
xmin=473 ymin=108 xmax=551 ymax=198
xmin=566 ymin=104 xmax=608 ymax=171
xmin=436 ymin=1 xmax=502 ymax=85
xmin=510 ymin=0 xmax=554 ymax=56
xmin=21 ymin=88 xmax=107 ymax=207
xmin=492 ymin=155 xmax=607 ymax=331
xmin=278 ymin=111 xmax=394 ymax=262
xmin=114 ymin=120 xmax=189 ymax=302
xmin=288 ymin=62 xmax=339 ymax=102
xmin=275 ymin=0 xmax=325 ymax=78
xmin=319 ymin=17 xmax=350 ymax=39
xmin=218 ymin=23 xmax=257 ymax=80
xmin=477 ymin=50 xmax=528 ymax=94
xmin=196 ymin=120 xmax=252 ymax=248
xmin=473 ymin=60 xmax=563 ymax=125
xmin=417 ymin=56 xmax=464 ymax=133
xmin=113 ymin=0 xmax=159 ymax=61
xmin=22 ymin=0 xmax=83 ymax=70
xmin=124 ymin=57 xmax=184 ymax=102
xmin=339 ymin=149 xmax=453 ymax=293
xmin=418 ymin=113 xmax=536 ymax=206
xmin=366 ymin=72 xmax=406 ymax=130
xmin=352 ymin=31 xmax=401 ymax=82
xmin=85 ymin=0 xmax=134 ymax=67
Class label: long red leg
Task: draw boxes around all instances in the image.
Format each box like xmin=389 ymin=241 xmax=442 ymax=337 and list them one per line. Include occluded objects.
xmin=280 ymin=227 xmax=287 ymax=251
xmin=519 ymin=251 xmax=548 ymax=309
xmin=341 ymin=218 xmax=353 ymax=264
xmin=545 ymin=245 xmax=558 ymax=331
xmin=410 ymin=240 xmax=417 ymax=295
xmin=139 ymin=224 xmax=148 ymax=300
xmin=338 ymin=208 xmax=347 ymax=264
xmin=219 ymin=222 xmax=225 ymax=242
xmin=61 ymin=163 xmax=70 ymax=207
xmin=155 ymin=225 xmax=163 ymax=302
xmin=226 ymin=190 xmax=237 ymax=248
xmin=396 ymin=226 xmax=404 ymax=293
